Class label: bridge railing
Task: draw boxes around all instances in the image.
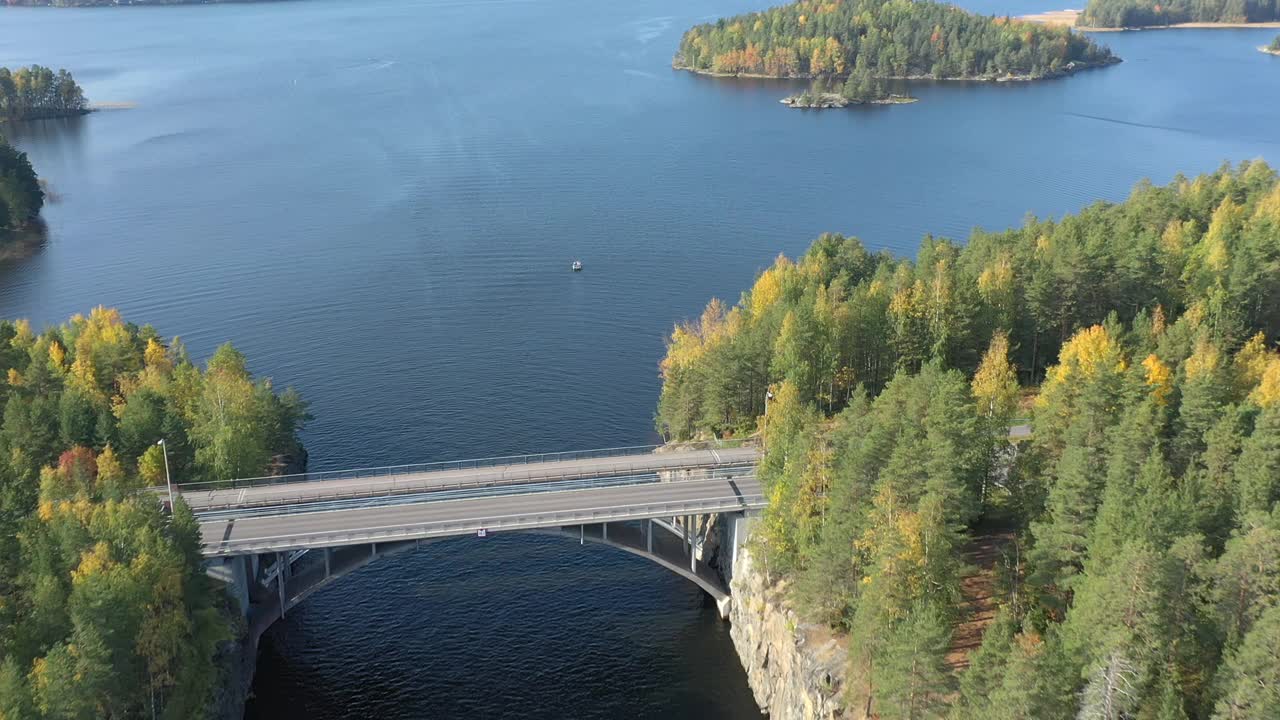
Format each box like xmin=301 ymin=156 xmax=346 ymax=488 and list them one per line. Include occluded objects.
xmin=203 ymin=491 xmax=767 ymax=556
xmin=188 ymin=464 xmax=758 ymax=514
xmin=172 ymin=440 xmax=747 ymax=497
xmin=176 ymin=438 xmax=753 ymax=493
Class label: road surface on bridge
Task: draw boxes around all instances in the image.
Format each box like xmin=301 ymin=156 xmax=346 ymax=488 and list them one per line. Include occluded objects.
xmin=181 ymin=446 xmax=760 ymax=512
xmin=199 ymin=475 xmax=764 ymax=557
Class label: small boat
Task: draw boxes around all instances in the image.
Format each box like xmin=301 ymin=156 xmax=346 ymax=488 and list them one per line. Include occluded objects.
xmin=571 ymin=260 xmax=583 ymax=272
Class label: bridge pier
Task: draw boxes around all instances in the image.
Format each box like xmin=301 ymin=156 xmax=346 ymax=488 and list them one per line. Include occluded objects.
xmin=205 ymin=556 xmax=251 ymax=621
xmin=690 ymin=520 xmax=696 ymax=573
xmin=276 ymin=552 xmax=287 ymax=620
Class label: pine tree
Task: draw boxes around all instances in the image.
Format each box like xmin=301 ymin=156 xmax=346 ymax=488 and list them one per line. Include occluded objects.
xmin=1211 ymin=603 xmax=1280 ymax=720
xmin=0 ymin=657 xmax=34 ymax=720
xmin=1211 ymin=514 xmax=1280 ymax=649
xmin=876 ymin=601 xmax=953 ymax=720
xmin=1064 ymin=542 xmax=1173 ymax=711
xmin=1172 ymin=338 xmax=1233 ymax=474
xmin=1029 ymin=437 xmax=1106 ymax=606
xmin=1235 ymin=405 xmax=1280 ymax=516
xmin=950 ymin=609 xmax=1017 ymax=720
xmin=983 ymin=627 xmax=1078 ymax=720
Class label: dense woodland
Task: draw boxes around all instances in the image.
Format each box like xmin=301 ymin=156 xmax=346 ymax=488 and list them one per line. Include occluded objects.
xmin=658 ymin=160 xmax=1280 ymax=718
xmin=674 ymin=0 xmax=1117 ymax=81
xmin=0 ymin=136 xmax=43 ymax=237
xmin=1269 ymin=35 xmax=1280 ymax=51
xmin=0 ymin=308 xmax=308 ymax=718
xmin=0 ymin=67 xmax=88 ymax=123
xmin=1080 ymin=0 xmax=1280 ymax=26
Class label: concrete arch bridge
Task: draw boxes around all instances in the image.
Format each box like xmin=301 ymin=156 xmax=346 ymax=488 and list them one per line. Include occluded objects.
xmin=188 ymin=444 xmax=764 ymax=638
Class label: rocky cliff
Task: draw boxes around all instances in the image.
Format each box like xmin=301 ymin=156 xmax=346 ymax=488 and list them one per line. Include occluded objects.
xmin=721 ymin=530 xmax=851 ymax=720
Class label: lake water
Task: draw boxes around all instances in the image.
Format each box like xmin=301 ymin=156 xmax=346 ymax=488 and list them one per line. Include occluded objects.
xmin=2 ymin=0 xmax=1278 ymax=716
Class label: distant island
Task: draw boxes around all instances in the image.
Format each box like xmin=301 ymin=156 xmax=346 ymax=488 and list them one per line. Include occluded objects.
xmin=673 ymin=0 xmax=1119 ymax=85
xmin=780 ymin=91 xmax=918 ymax=108
xmin=780 ymin=71 xmax=917 ymax=109
xmin=1022 ymin=8 xmax=1280 ymax=29
xmin=1 ymin=66 xmax=89 ymax=122
xmin=1266 ymin=36 xmax=1280 ymax=54
xmin=1067 ymin=0 xmax=1280 ymax=28
xmin=6 ymin=0 xmax=231 ymax=5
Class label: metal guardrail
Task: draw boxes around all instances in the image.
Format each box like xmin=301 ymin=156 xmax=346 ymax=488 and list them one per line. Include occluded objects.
xmin=195 ymin=467 xmax=756 ymax=520
xmin=203 ymin=493 xmax=766 ymax=557
xmin=178 ymin=439 xmax=753 ymax=492
xmin=183 ymin=454 xmax=759 ymax=512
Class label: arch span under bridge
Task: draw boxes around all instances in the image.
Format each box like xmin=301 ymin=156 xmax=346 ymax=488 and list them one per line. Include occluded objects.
xmin=191 ymin=444 xmax=764 ymax=635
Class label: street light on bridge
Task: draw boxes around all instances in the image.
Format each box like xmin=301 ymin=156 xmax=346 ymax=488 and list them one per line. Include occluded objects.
xmin=157 ymin=439 xmax=174 ymax=513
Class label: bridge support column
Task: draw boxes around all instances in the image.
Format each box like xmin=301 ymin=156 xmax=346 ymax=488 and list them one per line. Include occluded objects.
xmin=204 ymin=556 xmax=251 ymax=621
xmin=602 ymin=522 xmax=608 ymax=541
xmin=276 ymin=552 xmax=286 ymax=620
xmin=324 ymin=547 xmax=331 ymax=578
xmin=646 ymin=519 xmax=653 ymax=553
xmin=580 ymin=525 xmax=584 ymax=545
xmin=690 ymin=518 xmax=697 ymax=573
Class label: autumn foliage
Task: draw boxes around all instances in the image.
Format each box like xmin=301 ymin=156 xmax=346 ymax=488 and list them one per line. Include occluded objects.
xmin=0 ymin=308 xmax=309 ymax=717
xmin=658 ymin=160 xmax=1280 ymax=717
xmin=675 ymin=0 xmax=1115 ymax=80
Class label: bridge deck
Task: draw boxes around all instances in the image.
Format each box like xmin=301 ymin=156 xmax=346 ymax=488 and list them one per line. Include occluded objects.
xmin=200 ymin=475 xmax=764 ymax=556
xmin=182 ymin=446 xmax=760 ymax=512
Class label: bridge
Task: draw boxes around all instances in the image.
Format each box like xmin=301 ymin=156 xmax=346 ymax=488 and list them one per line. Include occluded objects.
xmin=188 ymin=444 xmax=765 ymax=636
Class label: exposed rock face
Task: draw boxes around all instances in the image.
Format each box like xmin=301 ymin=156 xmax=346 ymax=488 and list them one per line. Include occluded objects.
xmin=210 ymin=630 xmax=257 ymax=720
xmin=723 ymin=538 xmax=851 ymax=719
xmin=268 ymin=445 xmax=308 ymax=477
xmin=781 ymin=92 xmax=850 ymax=108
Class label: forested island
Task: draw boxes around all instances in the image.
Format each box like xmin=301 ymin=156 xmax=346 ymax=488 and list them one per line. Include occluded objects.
xmin=673 ymin=0 xmax=1119 ymax=83
xmin=1265 ymin=35 xmax=1280 ymax=53
xmin=0 ymin=308 xmax=308 ymax=717
xmin=0 ymin=67 xmax=88 ymax=122
xmin=1080 ymin=0 xmax=1280 ymax=27
xmin=0 ymin=67 xmax=89 ymax=254
xmin=0 ymin=136 xmax=44 ymax=248
xmin=659 ymin=160 xmax=1280 ymax=718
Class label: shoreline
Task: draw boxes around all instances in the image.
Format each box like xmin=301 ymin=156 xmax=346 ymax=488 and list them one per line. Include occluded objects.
xmin=780 ymin=92 xmax=918 ymax=108
xmin=0 ymin=103 xmax=131 ymax=124
xmin=1262 ymin=46 xmax=1280 ymax=55
xmin=0 ymin=220 xmax=48 ymax=263
xmin=1019 ymin=8 xmax=1280 ymax=30
xmin=673 ymin=56 xmax=1119 ymax=84
xmin=0 ymin=108 xmax=93 ymax=123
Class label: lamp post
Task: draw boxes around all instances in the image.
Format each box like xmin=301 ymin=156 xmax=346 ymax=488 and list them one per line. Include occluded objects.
xmin=157 ymin=439 xmax=174 ymax=513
